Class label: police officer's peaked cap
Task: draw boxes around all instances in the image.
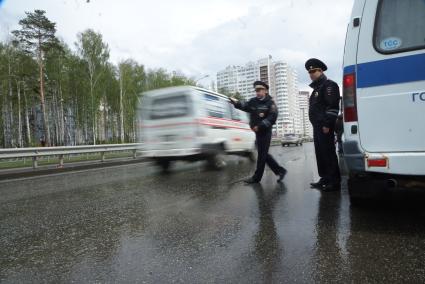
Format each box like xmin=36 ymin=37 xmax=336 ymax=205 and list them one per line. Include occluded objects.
xmin=305 ymin=58 xmax=328 ymax=72
xmin=253 ymin=80 xmax=269 ymax=90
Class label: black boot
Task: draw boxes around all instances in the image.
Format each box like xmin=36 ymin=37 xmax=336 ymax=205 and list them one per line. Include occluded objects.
xmin=322 ymin=183 xmax=341 ymax=192
xmin=277 ymin=169 xmax=287 ymax=183
xmin=310 ymin=179 xmax=325 ymax=188
xmin=244 ymin=177 xmax=260 ymax=184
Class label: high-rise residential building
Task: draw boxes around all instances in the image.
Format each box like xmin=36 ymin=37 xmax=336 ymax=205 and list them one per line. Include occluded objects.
xmin=217 ymin=55 xmax=300 ymax=137
xmin=298 ymin=91 xmax=313 ymax=138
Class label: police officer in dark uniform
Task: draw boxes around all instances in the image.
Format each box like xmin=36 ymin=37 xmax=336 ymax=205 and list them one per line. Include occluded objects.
xmin=305 ymin=58 xmax=341 ymax=191
xmin=229 ymin=81 xmax=287 ymax=184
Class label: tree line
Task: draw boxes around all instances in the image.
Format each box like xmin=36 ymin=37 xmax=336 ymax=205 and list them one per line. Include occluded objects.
xmin=0 ymin=9 xmax=195 ymax=148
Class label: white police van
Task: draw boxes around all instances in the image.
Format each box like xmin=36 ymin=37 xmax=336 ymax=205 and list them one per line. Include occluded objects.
xmin=138 ymin=86 xmax=256 ymax=171
xmin=343 ymin=0 xmax=425 ymax=200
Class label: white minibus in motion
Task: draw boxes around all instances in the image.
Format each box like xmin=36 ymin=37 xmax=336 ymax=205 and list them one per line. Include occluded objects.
xmin=138 ymin=86 xmax=256 ymax=171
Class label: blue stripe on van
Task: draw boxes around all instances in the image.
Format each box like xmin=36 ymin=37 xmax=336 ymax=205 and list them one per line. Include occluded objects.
xmin=344 ymin=65 xmax=355 ymax=74
xmin=344 ymin=53 xmax=425 ymax=88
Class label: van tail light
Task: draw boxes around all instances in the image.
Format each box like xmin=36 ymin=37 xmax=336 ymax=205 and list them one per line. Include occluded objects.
xmin=343 ymin=73 xmax=358 ymax=122
xmin=367 ymin=158 xmax=388 ymax=168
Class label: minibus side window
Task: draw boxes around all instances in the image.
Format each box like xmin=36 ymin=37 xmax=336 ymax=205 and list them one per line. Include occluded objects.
xmin=203 ymin=93 xmax=225 ymax=118
xmin=228 ymin=104 xmax=241 ymax=121
xmin=374 ymin=0 xmax=425 ymax=53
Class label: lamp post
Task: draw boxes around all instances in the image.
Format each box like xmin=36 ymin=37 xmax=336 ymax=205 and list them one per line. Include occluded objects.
xmin=195 ymin=74 xmax=209 ymax=86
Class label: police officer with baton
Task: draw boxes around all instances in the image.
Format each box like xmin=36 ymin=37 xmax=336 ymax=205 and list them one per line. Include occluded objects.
xmin=229 ymin=81 xmax=287 ymax=184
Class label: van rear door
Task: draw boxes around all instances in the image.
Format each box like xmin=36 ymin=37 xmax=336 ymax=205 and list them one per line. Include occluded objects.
xmin=143 ymin=92 xmax=197 ymax=151
xmin=356 ymin=0 xmax=425 ymax=153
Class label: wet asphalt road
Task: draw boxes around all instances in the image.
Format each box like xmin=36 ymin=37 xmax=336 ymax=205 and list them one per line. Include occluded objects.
xmin=1 ymin=143 xmax=425 ymax=283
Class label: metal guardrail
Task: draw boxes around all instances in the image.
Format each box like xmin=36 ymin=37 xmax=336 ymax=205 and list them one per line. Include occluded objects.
xmin=0 ymin=143 xmax=143 ymax=169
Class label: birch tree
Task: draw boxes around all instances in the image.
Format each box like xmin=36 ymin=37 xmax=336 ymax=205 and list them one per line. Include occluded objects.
xmin=76 ymin=29 xmax=109 ymax=145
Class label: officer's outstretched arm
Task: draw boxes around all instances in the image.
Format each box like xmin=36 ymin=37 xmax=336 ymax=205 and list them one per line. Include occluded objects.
xmin=259 ymin=101 xmax=278 ymax=130
xmin=233 ymin=99 xmax=251 ymax=113
xmin=323 ymin=82 xmax=340 ymax=128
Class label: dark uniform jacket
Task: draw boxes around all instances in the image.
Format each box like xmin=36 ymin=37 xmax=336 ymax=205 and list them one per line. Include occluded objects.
xmin=234 ymin=95 xmax=278 ymax=132
xmin=309 ymin=75 xmax=340 ymax=128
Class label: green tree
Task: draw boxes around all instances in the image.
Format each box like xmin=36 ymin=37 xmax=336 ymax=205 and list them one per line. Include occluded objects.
xmin=144 ymin=68 xmax=195 ymax=91
xmin=218 ymin=87 xmax=242 ymax=100
xmin=97 ymin=62 xmax=119 ymax=143
xmin=0 ymin=42 xmax=16 ymax=147
xmin=44 ymin=40 xmax=71 ymax=146
xmin=12 ymin=9 xmax=60 ymax=146
xmin=13 ymin=44 xmax=37 ymax=147
xmin=62 ymin=51 xmax=87 ymax=145
xmin=76 ymin=29 xmax=110 ymax=145
xmin=118 ymin=59 xmax=145 ymax=142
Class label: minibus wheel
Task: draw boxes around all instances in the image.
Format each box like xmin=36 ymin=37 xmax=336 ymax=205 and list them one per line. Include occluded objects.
xmin=348 ymin=172 xmax=387 ymax=206
xmin=207 ymin=149 xmax=226 ymax=170
xmin=156 ymin=159 xmax=171 ymax=172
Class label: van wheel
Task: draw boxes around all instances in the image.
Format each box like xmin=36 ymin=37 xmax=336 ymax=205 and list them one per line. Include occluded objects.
xmin=207 ymin=150 xmax=226 ymax=170
xmin=156 ymin=159 xmax=171 ymax=172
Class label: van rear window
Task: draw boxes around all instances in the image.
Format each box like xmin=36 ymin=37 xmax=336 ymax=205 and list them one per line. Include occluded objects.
xmin=374 ymin=0 xmax=425 ymax=53
xmin=150 ymin=95 xmax=189 ymax=120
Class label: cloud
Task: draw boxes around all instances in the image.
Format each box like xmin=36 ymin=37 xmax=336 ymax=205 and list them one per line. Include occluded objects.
xmin=132 ymin=0 xmax=354 ymax=87
xmin=0 ymin=0 xmax=354 ymax=87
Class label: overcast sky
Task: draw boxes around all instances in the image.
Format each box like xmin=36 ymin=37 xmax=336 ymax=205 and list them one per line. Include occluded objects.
xmin=0 ymin=0 xmax=354 ymax=90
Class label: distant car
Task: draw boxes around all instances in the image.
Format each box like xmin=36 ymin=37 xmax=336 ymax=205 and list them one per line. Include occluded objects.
xmin=281 ymin=134 xmax=303 ymax=147
xmin=271 ymin=137 xmax=281 ymax=146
